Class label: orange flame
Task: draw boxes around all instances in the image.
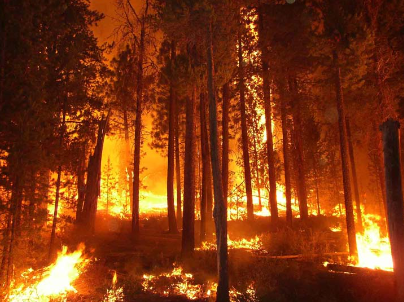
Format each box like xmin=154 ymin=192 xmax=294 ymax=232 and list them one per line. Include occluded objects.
xmin=7 ymin=244 xmax=88 ymax=302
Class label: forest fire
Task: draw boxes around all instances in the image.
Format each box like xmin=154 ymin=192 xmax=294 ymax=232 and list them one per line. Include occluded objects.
xmin=197 ymin=236 xmax=264 ymax=252
xmin=7 ymin=245 xmax=88 ymax=302
xmin=103 ymin=271 xmax=124 ymax=302
xmin=355 ymin=214 xmax=393 ymax=271
xmin=142 ymin=265 xmax=257 ymax=301
xmin=3 ymin=0 xmax=404 ymax=301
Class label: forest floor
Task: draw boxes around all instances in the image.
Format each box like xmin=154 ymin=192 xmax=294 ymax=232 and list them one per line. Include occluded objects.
xmin=60 ymin=215 xmax=394 ymax=302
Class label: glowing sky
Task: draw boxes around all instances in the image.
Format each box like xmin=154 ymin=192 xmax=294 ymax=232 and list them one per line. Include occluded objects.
xmin=90 ymin=0 xmax=168 ymax=201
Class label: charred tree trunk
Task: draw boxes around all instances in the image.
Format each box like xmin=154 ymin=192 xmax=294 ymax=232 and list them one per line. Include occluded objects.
xmin=280 ymin=79 xmax=293 ymax=226
xmin=290 ymin=78 xmax=308 ymax=222
xmin=132 ymin=7 xmax=147 ymax=235
xmin=207 ymin=22 xmax=229 ymax=302
xmin=49 ymin=103 xmax=67 ymax=260
xmin=380 ymin=119 xmax=404 ymax=301
xmin=252 ymin=126 xmax=262 ymax=211
xmin=175 ymin=110 xmax=182 ymax=228
xmin=238 ymin=29 xmax=254 ymax=222
xmin=258 ymin=8 xmax=278 ymax=226
xmin=346 ymin=117 xmax=363 ymax=232
xmin=76 ymin=146 xmax=86 ymax=223
xmin=0 ymin=203 xmax=11 ymax=284
xmin=167 ymin=41 xmax=178 ymax=234
xmin=81 ymin=116 xmax=109 ymax=234
xmin=206 ymin=142 xmax=213 ymax=224
xmin=222 ymin=82 xmax=230 ymax=207
xmin=200 ymin=92 xmax=209 ymax=242
xmin=123 ymin=108 xmax=133 ymax=213
xmin=182 ymin=88 xmax=196 ymax=257
xmin=333 ymin=51 xmax=357 ymax=256
xmin=6 ymin=173 xmax=23 ymax=287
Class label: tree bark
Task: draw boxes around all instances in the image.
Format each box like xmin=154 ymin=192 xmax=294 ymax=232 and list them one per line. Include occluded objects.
xmin=280 ymin=79 xmax=293 ymax=226
xmin=175 ymin=108 xmax=182 ymax=228
xmin=49 ymin=103 xmax=67 ymax=261
xmin=123 ymin=106 xmax=133 ymax=213
xmin=258 ymin=8 xmax=278 ymax=225
xmin=222 ymin=82 xmax=230 ymax=208
xmin=181 ymin=88 xmax=196 ymax=257
xmin=200 ymin=92 xmax=209 ymax=242
xmin=207 ymin=22 xmax=229 ymax=302
xmin=346 ymin=117 xmax=363 ymax=232
xmin=132 ymin=5 xmax=147 ymax=235
xmin=252 ymin=121 xmax=262 ymax=211
xmin=290 ymin=77 xmax=309 ymax=222
xmin=0 ymin=202 xmax=11 ymax=284
xmin=238 ymin=29 xmax=254 ymax=222
xmin=6 ymin=173 xmax=23 ymax=287
xmin=81 ymin=116 xmax=109 ymax=233
xmin=380 ymin=119 xmax=404 ymax=302
xmin=167 ymin=41 xmax=178 ymax=234
xmin=333 ymin=50 xmax=357 ymax=257
xmin=76 ymin=146 xmax=86 ymax=222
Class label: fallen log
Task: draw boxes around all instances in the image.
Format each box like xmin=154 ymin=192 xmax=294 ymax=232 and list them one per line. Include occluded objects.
xmin=327 ymin=263 xmax=393 ymax=276
xmin=253 ymin=252 xmax=350 ymax=259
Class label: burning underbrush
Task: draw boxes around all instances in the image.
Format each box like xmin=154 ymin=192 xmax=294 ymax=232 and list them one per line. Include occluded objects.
xmin=197 ymin=235 xmax=265 ymax=253
xmin=141 ymin=264 xmax=258 ymax=301
xmin=6 ymin=244 xmax=89 ymax=302
xmin=103 ymin=271 xmax=124 ymax=302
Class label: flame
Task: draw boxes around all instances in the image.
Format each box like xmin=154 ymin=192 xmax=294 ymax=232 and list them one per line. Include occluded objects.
xmin=142 ymin=266 xmax=215 ymax=300
xmin=7 ymin=244 xmax=88 ymax=302
xmin=329 ymin=226 xmax=342 ymax=232
xmin=142 ymin=264 xmax=257 ymax=301
xmin=354 ymin=213 xmax=393 ymax=271
xmin=197 ymin=235 xmax=264 ymax=252
xmin=103 ymin=271 xmax=124 ymax=302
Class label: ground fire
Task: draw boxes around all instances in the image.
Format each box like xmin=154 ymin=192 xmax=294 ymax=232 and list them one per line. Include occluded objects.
xmin=1 ymin=0 xmax=404 ymax=301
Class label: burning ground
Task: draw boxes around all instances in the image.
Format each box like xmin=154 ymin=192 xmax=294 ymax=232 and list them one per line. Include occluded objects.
xmin=2 ymin=214 xmax=396 ymax=302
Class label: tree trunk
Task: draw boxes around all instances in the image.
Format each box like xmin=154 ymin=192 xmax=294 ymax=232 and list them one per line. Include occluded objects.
xmin=132 ymin=10 xmax=147 ymax=235
xmin=280 ymin=79 xmax=293 ymax=226
xmin=81 ymin=116 xmax=109 ymax=234
xmin=206 ymin=141 xmax=213 ymax=225
xmin=166 ymin=41 xmax=178 ymax=234
xmin=175 ymin=109 xmax=182 ymax=228
xmin=6 ymin=173 xmax=23 ymax=287
xmin=123 ymin=107 xmax=133 ymax=213
xmin=333 ymin=51 xmax=357 ymax=257
xmin=181 ymin=88 xmax=196 ymax=257
xmin=200 ymin=92 xmax=209 ymax=242
xmin=258 ymin=8 xmax=278 ymax=226
xmin=0 ymin=203 xmax=11 ymax=284
xmin=380 ymin=119 xmax=404 ymax=301
xmin=207 ymin=22 xmax=229 ymax=302
xmin=238 ymin=29 xmax=254 ymax=222
xmin=49 ymin=104 xmax=67 ymax=261
xmin=346 ymin=117 xmax=363 ymax=232
xmin=76 ymin=146 xmax=86 ymax=222
xmin=290 ymin=77 xmax=309 ymax=222
xmin=222 ymin=82 xmax=230 ymax=208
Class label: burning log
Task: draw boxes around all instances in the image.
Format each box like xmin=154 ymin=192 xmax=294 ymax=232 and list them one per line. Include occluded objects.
xmin=326 ymin=263 xmax=394 ymax=277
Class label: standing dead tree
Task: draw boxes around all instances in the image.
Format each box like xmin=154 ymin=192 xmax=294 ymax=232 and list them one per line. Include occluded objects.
xmin=80 ymin=114 xmax=110 ymax=234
